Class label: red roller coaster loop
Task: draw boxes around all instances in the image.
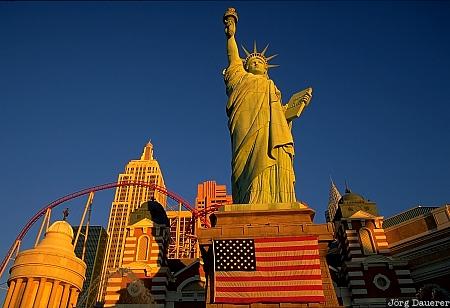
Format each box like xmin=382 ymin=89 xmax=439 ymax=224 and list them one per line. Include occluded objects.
xmin=0 ymin=181 xmax=204 ymax=280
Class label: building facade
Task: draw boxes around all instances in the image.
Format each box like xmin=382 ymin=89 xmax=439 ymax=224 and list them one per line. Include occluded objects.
xmin=384 ymin=205 xmax=450 ymax=291
xmin=195 ymin=181 xmax=232 ymax=228
xmin=73 ymin=225 xmax=107 ymax=308
xmin=103 ymin=200 xmax=205 ymax=308
xmin=329 ymin=189 xmax=416 ymax=307
xmin=99 ymin=142 xmax=167 ymax=300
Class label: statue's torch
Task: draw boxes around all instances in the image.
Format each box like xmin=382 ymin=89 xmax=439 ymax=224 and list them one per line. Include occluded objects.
xmin=223 ymin=7 xmax=238 ymax=24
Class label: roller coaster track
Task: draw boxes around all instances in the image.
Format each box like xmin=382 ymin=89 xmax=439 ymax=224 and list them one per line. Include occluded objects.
xmin=0 ymin=180 xmax=206 ymax=280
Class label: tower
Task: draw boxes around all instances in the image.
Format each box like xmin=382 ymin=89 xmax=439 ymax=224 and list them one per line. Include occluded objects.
xmin=325 ymin=179 xmax=342 ymax=223
xmin=2 ymin=220 xmax=86 ymax=308
xmin=103 ymin=200 xmax=170 ymax=307
xmin=330 ymin=189 xmax=415 ymax=307
xmin=99 ymin=142 xmax=167 ymax=300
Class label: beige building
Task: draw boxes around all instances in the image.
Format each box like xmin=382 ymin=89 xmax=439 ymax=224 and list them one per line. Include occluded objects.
xmin=2 ymin=220 xmax=86 ymax=308
xmin=99 ymin=142 xmax=167 ymax=300
xmin=166 ymin=210 xmax=197 ymax=259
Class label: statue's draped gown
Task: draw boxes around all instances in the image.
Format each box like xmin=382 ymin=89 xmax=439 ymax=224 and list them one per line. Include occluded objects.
xmin=225 ymin=62 xmax=296 ymax=204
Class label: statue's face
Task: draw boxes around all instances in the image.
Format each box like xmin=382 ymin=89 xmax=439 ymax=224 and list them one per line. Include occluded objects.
xmin=246 ymin=57 xmax=267 ymax=75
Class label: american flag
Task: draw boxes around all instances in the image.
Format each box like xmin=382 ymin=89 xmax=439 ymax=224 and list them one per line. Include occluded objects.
xmin=213 ymin=236 xmax=325 ymax=304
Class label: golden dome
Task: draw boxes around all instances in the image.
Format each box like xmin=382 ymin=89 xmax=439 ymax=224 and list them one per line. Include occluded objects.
xmin=46 ymin=220 xmax=74 ymax=239
xmin=35 ymin=220 xmax=75 ymax=253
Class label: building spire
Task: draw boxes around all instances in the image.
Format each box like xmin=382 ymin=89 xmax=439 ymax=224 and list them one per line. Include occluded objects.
xmin=140 ymin=140 xmax=154 ymax=160
xmin=327 ymin=177 xmax=342 ymax=222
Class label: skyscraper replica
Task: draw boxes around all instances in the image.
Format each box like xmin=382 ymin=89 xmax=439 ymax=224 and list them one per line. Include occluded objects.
xmin=99 ymin=141 xmax=167 ymax=300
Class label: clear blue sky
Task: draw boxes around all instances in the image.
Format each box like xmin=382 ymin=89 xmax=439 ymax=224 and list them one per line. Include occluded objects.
xmin=1 ymin=1 xmax=449 ymax=291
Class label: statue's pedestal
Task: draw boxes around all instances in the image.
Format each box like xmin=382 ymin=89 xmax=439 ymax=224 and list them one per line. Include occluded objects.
xmin=198 ymin=202 xmax=341 ymax=308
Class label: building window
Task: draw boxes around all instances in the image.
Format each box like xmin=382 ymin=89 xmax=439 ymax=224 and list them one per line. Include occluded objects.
xmin=136 ymin=236 xmax=150 ymax=261
xmin=359 ymin=228 xmax=375 ymax=255
xmin=373 ymin=273 xmax=390 ymax=291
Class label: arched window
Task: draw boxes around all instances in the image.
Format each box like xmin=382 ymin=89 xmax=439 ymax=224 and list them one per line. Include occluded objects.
xmin=136 ymin=236 xmax=150 ymax=261
xmin=359 ymin=228 xmax=375 ymax=255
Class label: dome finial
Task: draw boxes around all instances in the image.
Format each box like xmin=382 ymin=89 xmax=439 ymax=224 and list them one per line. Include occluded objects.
xmin=344 ymin=180 xmax=351 ymax=194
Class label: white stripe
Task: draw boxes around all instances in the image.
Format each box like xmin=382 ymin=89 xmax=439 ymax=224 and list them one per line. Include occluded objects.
xmin=106 ymin=286 xmax=121 ymax=292
xmin=216 ymin=270 xmax=321 ymax=278
xmin=122 ymin=257 xmax=134 ymax=262
xmin=351 ymin=289 xmax=368 ymax=295
xmin=256 ymin=250 xmax=319 ymax=257
xmin=218 ymin=280 xmax=323 ymax=287
xmin=257 ymin=259 xmax=320 ymax=267
xmin=348 ymin=243 xmax=361 ymax=247
xmin=216 ymin=290 xmax=324 ymax=297
xmin=395 ymin=270 xmax=411 ymax=275
xmin=349 ymin=280 xmax=365 ymax=286
xmin=348 ymin=271 xmax=364 ymax=277
xmin=401 ymin=288 xmax=416 ymax=293
xmin=255 ymin=240 xmax=318 ymax=248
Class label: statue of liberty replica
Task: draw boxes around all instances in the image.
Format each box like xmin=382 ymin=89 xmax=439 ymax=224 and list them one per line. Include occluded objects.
xmin=198 ymin=10 xmax=340 ymax=307
xmin=223 ymin=8 xmax=312 ymax=205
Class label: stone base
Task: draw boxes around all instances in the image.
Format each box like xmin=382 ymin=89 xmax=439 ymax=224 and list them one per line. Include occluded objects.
xmin=198 ymin=202 xmax=341 ymax=308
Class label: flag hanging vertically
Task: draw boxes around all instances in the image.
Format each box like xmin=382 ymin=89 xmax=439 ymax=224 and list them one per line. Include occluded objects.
xmin=213 ymin=236 xmax=325 ymax=304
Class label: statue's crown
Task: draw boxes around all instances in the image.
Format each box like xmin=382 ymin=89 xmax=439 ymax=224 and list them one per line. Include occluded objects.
xmin=242 ymin=42 xmax=278 ymax=69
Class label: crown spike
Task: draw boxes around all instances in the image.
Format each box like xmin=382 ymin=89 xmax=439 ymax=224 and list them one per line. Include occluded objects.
xmin=267 ymin=64 xmax=280 ymax=68
xmin=241 ymin=45 xmax=251 ymax=57
xmin=253 ymin=41 xmax=257 ymax=53
xmin=266 ymin=54 xmax=278 ymax=61
xmin=261 ymin=44 xmax=269 ymax=56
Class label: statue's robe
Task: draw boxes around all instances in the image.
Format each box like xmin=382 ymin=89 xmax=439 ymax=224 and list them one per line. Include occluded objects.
xmin=224 ymin=63 xmax=296 ymax=204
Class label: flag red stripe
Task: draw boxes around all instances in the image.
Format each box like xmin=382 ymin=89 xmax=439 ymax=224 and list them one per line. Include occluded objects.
xmin=256 ymin=264 xmax=321 ymax=271
xmin=214 ymin=296 xmax=325 ymax=303
xmin=256 ymin=254 xmax=320 ymax=262
xmin=216 ymin=285 xmax=324 ymax=292
xmin=256 ymin=245 xmax=319 ymax=252
xmin=215 ymin=274 xmax=322 ymax=282
xmin=255 ymin=236 xmax=318 ymax=243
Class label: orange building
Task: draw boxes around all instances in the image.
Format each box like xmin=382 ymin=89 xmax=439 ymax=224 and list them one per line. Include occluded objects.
xmin=195 ymin=181 xmax=232 ymax=227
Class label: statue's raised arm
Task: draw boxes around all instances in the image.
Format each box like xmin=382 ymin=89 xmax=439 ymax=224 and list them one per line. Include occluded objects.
xmin=223 ymin=8 xmax=241 ymax=67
